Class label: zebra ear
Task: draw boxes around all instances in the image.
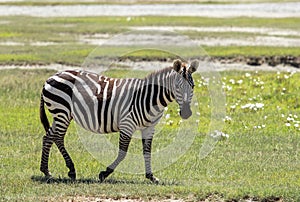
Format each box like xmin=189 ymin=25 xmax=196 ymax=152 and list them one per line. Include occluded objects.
xmin=173 ymin=59 xmax=182 ymax=72
xmin=189 ymin=60 xmax=199 ymax=74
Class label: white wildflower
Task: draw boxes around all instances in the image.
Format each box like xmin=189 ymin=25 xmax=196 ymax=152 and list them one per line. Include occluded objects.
xmin=237 ymin=80 xmax=243 ymax=84
xmin=255 ymin=103 xmax=264 ymax=108
xmin=254 ymin=124 xmax=266 ymax=129
xmin=167 ymin=120 xmax=174 ymax=126
xmin=241 ymin=103 xmax=264 ymax=111
xmin=226 ymin=85 xmax=232 ymax=91
xmin=241 ymin=103 xmax=252 ymax=109
xmin=223 ymin=116 xmax=232 ymax=123
xmin=245 ymin=73 xmax=251 ymax=77
xmin=165 ymin=114 xmax=170 ymax=119
xmin=230 ymin=105 xmax=236 ymax=109
xmin=210 ymin=130 xmax=229 ymax=140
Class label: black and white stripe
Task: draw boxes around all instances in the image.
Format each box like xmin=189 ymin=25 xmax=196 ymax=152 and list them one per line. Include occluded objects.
xmin=40 ymin=59 xmax=198 ymax=183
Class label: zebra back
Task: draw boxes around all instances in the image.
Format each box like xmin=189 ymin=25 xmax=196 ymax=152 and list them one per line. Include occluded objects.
xmin=42 ymin=67 xmax=178 ymax=134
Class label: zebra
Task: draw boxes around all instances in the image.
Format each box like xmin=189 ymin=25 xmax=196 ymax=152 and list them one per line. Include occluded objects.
xmin=40 ymin=59 xmax=199 ymax=183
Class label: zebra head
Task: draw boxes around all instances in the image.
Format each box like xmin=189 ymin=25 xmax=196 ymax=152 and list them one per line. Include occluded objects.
xmin=173 ymin=59 xmax=199 ymax=119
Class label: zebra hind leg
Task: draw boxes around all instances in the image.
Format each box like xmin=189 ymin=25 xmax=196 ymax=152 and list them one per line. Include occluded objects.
xmin=40 ymin=133 xmax=54 ymax=178
xmin=54 ymin=136 xmax=76 ymax=180
xmin=41 ymin=118 xmax=76 ymax=180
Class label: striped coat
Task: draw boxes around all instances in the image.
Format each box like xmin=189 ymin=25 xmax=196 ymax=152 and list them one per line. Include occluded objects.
xmin=40 ymin=59 xmax=198 ymax=183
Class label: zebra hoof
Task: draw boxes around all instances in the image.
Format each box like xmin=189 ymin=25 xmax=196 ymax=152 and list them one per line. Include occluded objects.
xmin=41 ymin=169 xmax=52 ymax=179
xmin=150 ymin=176 xmax=160 ymax=184
xmin=44 ymin=173 xmax=52 ymax=180
xmin=45 ymin=176 xmax=55 ymax=184
xmin=99 ymin=171 xmax=107 ymax=183
xmin=99 ymin=167 xmax=114 ymax=183
xmin=146 ymin=173 xmax=160 ymax=184
xmin=68 ymin=171 xmax=76 ymax=180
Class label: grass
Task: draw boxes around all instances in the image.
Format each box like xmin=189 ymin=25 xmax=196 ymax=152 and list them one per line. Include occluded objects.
xmin=0 ymin=68 xmax=299 ymax=201
xmin=0 ymin=16 xmax=300 ymax=65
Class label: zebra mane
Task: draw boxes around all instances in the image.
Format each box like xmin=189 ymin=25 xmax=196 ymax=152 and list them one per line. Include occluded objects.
xmin=145 ymin=66 xmax=174 ymax=80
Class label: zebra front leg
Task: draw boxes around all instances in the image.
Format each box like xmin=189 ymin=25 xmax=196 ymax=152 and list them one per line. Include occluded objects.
xmin=142 ymin=127 xmax=159 ymax=184
xmin=54 ymin=137 xmax=76 ymax=180
xmin=40 ymin=135 xmax=54 ymax=178
xmin=99 ymin=130 xmax=132 ymax=182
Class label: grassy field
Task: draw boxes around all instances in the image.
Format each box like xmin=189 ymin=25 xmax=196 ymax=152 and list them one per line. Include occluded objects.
xmin=1 ymin=2 xmax=299 ymax=200
xmin=0 ymin=16 xmax=299 ymax=65
xmin=0 ymin=68 xmax=299 ymax=201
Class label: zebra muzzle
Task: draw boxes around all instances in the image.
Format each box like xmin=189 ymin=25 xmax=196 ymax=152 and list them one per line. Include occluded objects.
xmin=180 ymin=102 xmax=192 ymax=119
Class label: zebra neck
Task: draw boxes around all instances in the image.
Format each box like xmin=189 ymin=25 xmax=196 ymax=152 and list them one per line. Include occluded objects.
xmin=142 ymin=67 xmax=176 ymax=109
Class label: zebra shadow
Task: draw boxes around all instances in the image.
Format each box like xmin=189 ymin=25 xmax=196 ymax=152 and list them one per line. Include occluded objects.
xmin=31 ymin=175 xmax=180 ymax=186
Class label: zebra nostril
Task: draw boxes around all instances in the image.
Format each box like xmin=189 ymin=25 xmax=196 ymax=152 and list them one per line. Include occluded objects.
xmin=180 ymin=103 xmax=192 ymax=119
xmin=180 ymin=109 xmax=192 ymax=119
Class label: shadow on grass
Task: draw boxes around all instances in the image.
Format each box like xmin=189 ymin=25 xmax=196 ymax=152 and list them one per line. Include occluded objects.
xmin=31 ymin=175 xmax=180 ymax=186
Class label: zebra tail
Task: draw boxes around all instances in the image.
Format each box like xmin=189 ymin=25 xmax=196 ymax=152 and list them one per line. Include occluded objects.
xmin=40 ymin=91 xmax=50 ymax=132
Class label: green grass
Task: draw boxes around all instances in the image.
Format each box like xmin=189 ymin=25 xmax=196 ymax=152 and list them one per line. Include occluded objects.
xmin=1 ymin=45 xmax=299 ymax=66
xmin=0 ymin=68 xmax=299 ymax=201
xmin=0 ymin=16 xmax=300 ymax=65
